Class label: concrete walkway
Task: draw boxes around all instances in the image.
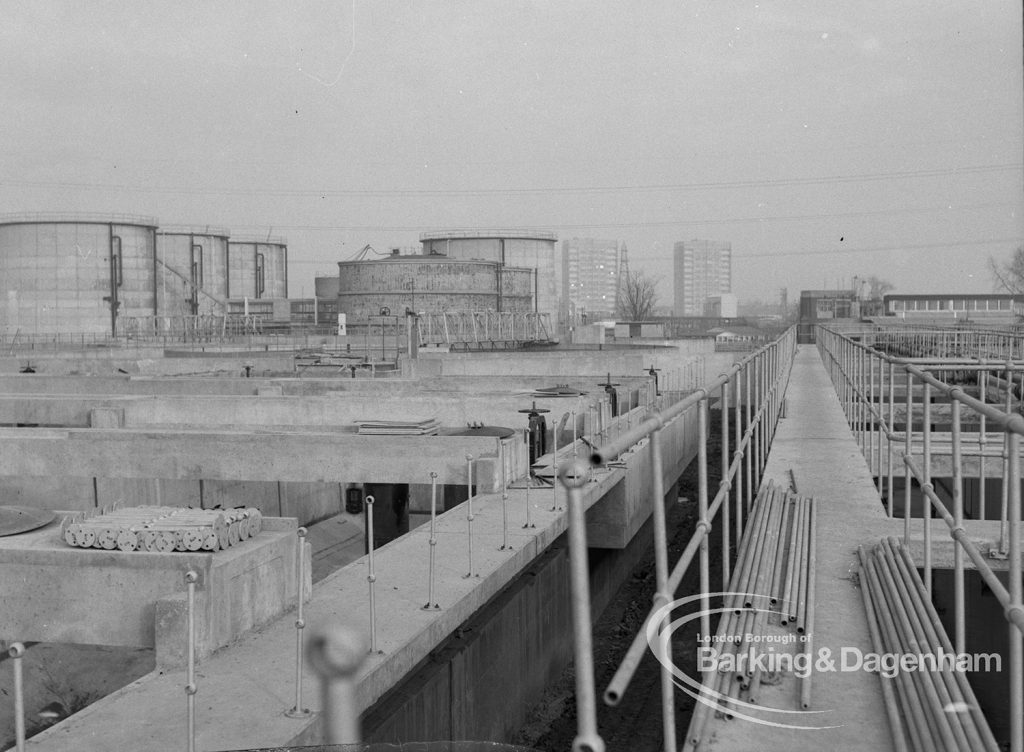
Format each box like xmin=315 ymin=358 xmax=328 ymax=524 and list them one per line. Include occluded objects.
xmin=699 ymin=345 xmax=898 ymax=751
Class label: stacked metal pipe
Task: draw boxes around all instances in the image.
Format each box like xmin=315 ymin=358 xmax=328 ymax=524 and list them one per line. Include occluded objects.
xmin=857 ymin=538 xmax=999 ymax=752
xmin=61 ymin=504 xmax=262 ymax=552
xmin=689 ymin=479 xmax=817 ymax=745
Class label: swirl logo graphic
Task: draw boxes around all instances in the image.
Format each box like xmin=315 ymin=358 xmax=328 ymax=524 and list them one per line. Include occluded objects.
xmin=644 ymin=592 xmax=842 ymax=731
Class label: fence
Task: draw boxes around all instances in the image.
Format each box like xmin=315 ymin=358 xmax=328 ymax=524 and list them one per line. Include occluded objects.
xmin=816 ymin=324 xmax=1023 ymax=752
xmin=557 ymin=325 xmax=797 ymax=752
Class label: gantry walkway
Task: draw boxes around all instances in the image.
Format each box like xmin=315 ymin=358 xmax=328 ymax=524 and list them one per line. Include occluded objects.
xmin=703 ymin=345 xmax=899 ymax=750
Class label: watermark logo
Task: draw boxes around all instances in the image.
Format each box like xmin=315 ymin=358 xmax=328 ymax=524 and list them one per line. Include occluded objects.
xmin=645 ymin=592 xmax=1000 ymax=730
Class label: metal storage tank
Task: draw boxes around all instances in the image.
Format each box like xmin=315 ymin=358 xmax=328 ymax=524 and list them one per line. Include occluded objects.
xmin=419 ymin=229 xmax=558 ymax=324
xmin=156 ymin=226 xmax=230 ymax=316
xmin=227 ymin=235 xmax=288 ymax=300
xmin=336 ymin=254 xmax=533 ymax=322
xmin=0 ymin=213 xmax=159 ymax=336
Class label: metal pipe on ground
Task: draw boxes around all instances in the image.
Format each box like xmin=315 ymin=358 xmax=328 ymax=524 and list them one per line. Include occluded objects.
xmin=856 ymin=547 xmax=910 ymax=752
xmin=887 ymin=540 xmax=1000 ymax=751
xmin=783 ymin=497 xmax=808 ymax=625
xmin=871 ymin=545 xmax=963 ymax=751
xmin=863 ymin=552 xmax=935 ymax=752
xmin=799 ymin=500 xmax=817 ymax=710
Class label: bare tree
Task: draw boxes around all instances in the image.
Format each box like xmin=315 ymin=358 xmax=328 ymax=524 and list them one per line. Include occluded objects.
xmin=616 ymin=271 xmax=659 ymax=320
xmin=989 ymin=247 xmax=1024 ymax=294
xmin=865 ymin=275 xmax=894 ymax=298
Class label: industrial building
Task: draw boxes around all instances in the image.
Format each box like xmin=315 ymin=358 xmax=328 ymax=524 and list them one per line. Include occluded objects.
xmin=561 ymin=237 xmax=622 ymax=323
xmin=673 ymin=239 xmax=732 ymax=316
xmin=419 ymin=230 xmax=559 ymax=325
xmin=336 ymin=252 xmax=534 ymax=322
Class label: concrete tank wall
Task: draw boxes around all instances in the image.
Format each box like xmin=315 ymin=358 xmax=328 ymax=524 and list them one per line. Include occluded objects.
xmin=156 ymin=228 xmax=230 ymax=315
xmin=228 ymin=238 xmax=288 ymax=300
xmin=361 ymin=501 xmax=667 ymax=745
xmin=337 ymin=257 xmax=533 ymax=321
xmin=0 ymin=215 xmax=158 ymax=336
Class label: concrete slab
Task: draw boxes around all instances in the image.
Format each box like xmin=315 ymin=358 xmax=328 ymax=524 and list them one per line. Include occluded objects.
xmin=0 ymin=516 xmax=305 ymax=667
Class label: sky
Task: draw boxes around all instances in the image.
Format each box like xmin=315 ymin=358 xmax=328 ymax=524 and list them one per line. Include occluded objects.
xmin=2 ymin=1 xmax=1022 ymax=304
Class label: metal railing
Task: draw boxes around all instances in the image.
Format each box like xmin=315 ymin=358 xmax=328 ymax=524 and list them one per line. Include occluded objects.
xmin=557 ymin=326 xmax=797 ymax=752
xmin=816 ymin=324 xmax=1024 ymax=752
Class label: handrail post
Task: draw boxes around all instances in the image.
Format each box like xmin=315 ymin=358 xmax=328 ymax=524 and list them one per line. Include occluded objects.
xmin=648 ymin=422 xmax=676 ymax=752
xmin=887 ymin=360 xmax=895 ymax=516
xmin=306 ymin=625 xmax=368 ymax=745
xmin=744 ymin=361 xmax=752 ymax=514
xmin=561 ymin=459 xmax=606 ymax=752
xmin=904 ymin=367 xmax=913 ymax=542
xmin=698 ymin=395 xmax=710 ymax=645
xmin=185 ymin=569 xmax=198 ymax=752
xmin=464 ymin=455 xmax=478 ymax=578
xmin=1008 ymin=430 xmax=1022 ymax=752
xmin=733 ymin=370 xmax=744 ymax=549
xmin=423 ymin=472 xmax=440 ymax=609
xmin=365 ymin=496 xmax=380 ymax=652
xmin=499 ymin=439 xmax=511 ymax=550
xmin=951 ymin=399 xmax=965 ymax=655
xmin=720 ymin=378 xmax=731 ymax=590
xmin=923 ymin=381 xmax=933 ymax=597
xmin=9 ymin=642 xmax=25 ymax=752
xmin=285 ymin=527 xmax=311 ymax=718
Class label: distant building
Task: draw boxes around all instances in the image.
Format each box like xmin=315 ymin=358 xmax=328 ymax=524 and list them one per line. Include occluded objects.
xmin=674 ymin=240 xmax=732 ymax=316
xmin=704 ymin=293 xmax=738 ymax=318
xmin=562 ymin=238 xmax=621 ymax=322
xmin=883 ymin=293 xmax=1024 ymax=323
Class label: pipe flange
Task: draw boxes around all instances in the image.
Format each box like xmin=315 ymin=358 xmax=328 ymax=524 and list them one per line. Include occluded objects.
xmin=1005 ymin=604 xmax=1024 ymax=627
xmin=558 ymin=459 xmax=592 ymax=489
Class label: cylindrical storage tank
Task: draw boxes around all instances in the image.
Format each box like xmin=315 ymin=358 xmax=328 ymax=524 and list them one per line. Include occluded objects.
xmin=336 ymin=255 xmax=533 ymax=322
xmin=227 ymin=236 xmax=288 ymax=299
xmin=419 ymin=230 xmax=558 ymax=323
xmin=0 ymin=213 xmax=158 ymax=336
xmin=314 ymin=275 xmax=339 ymax=300
xmin=155 ymin=226 xmax=230 ymax=316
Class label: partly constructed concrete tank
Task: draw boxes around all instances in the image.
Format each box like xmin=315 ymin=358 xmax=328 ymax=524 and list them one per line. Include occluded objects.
xmin=156 ymin=225 xmax=230 ymax=316
xmin=227 ymin=235 xmax=288 ymax=300
xmin=0 ymin=213 xmax=159 ymax=336
xmin=336 ymin=253 xmax=533 ymax=322
xmin=419 ymin=229 xmax=558 ymax=323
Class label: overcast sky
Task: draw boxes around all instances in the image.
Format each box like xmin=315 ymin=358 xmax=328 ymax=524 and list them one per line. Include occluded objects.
xmin=2 ymin=1 xmax=1021 ymax=303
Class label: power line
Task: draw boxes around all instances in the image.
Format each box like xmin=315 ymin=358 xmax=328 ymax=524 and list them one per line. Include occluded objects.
xmin=2 ymin=163 xmax=1019 ymax=198
xmin=231 ymin=199 xmax=1018 ymax=235
xmin=287 ymin=236 xmax=1023 ymax=265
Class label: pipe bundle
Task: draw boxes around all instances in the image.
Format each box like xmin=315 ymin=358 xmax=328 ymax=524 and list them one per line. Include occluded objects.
xmin=688 ymin=479 xmax=817 ymax=746
xmin=857 ymin=538 xmax=999 ymax=752
xmin=61 ymin=503 xmax=262 ymax=552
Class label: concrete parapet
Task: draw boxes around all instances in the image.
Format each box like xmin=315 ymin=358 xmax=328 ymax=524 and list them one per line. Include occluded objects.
xmin=0 ymin=516 xmax=307 ymax=668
